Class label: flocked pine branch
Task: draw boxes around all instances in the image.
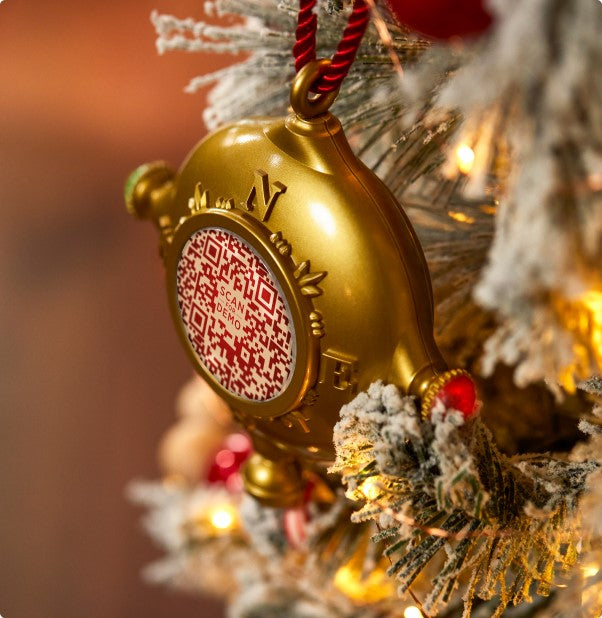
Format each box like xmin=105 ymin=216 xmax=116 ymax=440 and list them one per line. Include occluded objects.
xmin=330 ymin=382 xmax=599 ymax=616
xmin=546 ymin=377 xmax=602 ymax=618
xmin=431 ymin=0 xmax=602 ymax=391
xmin=129 ymin=478 xmax=401 ymax=618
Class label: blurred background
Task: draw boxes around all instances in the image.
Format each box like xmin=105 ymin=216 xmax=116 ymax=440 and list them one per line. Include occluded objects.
xmin=1 ymin=1 xmax=229 ymax=616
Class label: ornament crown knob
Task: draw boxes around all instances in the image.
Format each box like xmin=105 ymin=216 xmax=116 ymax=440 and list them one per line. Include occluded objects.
xmin=125 ymin=162 xmax=177 ymax=246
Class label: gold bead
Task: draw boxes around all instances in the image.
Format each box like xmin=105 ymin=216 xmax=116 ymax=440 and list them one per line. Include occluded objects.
xmin=242 ymin=453 xmax=305 ymax=507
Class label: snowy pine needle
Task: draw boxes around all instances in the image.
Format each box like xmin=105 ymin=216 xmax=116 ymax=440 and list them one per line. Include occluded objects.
xmin=330 ymin=383 xmax=598 ymax=616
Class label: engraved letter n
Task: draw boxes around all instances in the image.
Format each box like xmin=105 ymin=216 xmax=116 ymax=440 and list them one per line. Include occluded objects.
xmin=245 ymin=169 xmax=287 ymax=222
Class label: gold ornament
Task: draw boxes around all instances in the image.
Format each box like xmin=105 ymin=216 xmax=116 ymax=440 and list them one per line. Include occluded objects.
xmin=126 ymin=60 xmax=474 ymax=506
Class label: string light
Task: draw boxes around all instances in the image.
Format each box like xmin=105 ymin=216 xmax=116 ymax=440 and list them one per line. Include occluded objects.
xmin=582 ymin=563 xmax=600 ymax=578
xmin=344 ymin=477 xmax=383 ymax=502
xmin=333 ymin=563 xmax=394 ymax=603
xmin=447 ymin=210 xmax=475 ymax=224
xmin=360 ymin=478 xmax=381 ymax=500
xmin=208 ymin=505 xmax=237 ymax=531
xmin=553 ymin=290 xmax=602 ymax=391
xmin=455 ymin=143 xmax=475 ymax=175
xmin=404 ymin=606 xmax=423 ymax=618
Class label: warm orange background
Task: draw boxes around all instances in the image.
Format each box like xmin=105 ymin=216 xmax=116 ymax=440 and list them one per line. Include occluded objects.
xmin=0 ymin=2 xmax=233 ymax=616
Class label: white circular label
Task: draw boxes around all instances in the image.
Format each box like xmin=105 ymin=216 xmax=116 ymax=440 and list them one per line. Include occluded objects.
xmin=176 ymin=227 xmax=296 ymax=401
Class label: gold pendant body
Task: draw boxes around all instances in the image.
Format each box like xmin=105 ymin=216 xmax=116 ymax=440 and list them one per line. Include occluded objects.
xmin=127 ymin=103 xmax=450 ymax=503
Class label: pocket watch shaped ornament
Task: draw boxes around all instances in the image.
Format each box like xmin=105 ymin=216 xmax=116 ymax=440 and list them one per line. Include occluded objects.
xmin=126 ymin=59 xmax=477 ymax=507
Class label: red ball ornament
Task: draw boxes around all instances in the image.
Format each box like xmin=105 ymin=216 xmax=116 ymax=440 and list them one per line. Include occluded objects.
xmin=386 ymin=0 xmax=493 ymax=40
xmin=206 ymin=433 xmax=253 ymax=492
xmin=435 ymin=374 xmax=478 ymax=420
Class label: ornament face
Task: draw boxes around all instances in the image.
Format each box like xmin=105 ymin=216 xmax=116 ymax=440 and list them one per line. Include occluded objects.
xmin=176 ymin=227 xmax=296 ymax=401
xmin=164 ymin=205 xmax=320 ymax=425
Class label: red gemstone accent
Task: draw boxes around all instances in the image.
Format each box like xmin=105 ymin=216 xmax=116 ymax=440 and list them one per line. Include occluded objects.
xmin=435 ymin=374 xmax=477 ymax=419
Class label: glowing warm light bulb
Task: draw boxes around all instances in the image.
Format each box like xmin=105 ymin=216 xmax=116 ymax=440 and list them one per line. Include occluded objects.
xmin=447 ymin=210 xmax=475 ymax=224
xmin=553 ymin=290 xmax=602 ymax=391
xmin=333 ymin=563 xmax=395 ymax=603
xmin=334 ymin=566 xmax=357 ymax=595
xmin=582 ymin=563 xmax=599 ymax=578
xmin=210 ymin=506 xmax=235 ymax=530
xmin=360 ymin=478 xmax=381 ymax=501
xmin=455 ymin=144 xmax=475 ymax=175
xmin=404 ymin=606 xmax=423 ymax=618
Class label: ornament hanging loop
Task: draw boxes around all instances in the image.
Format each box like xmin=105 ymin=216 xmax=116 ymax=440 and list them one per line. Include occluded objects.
xmin=293 ymin=0 xmax=370 ymax=94
xmin=290 ymin=59 xmax=339 ymax=119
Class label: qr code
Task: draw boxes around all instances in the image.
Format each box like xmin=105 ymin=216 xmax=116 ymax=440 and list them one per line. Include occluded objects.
xmin=177 ymin=227 xmax=296 ymax=401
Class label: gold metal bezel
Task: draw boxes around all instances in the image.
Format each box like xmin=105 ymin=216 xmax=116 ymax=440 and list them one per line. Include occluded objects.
xmin=420 ymin=368 xmax=472 ymax=419
xmin=165 ymin=208 xmax=319 ymax=419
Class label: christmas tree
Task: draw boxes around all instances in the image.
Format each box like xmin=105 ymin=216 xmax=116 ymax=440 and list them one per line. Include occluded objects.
xmin=128 ymin=1 xmax=602 ymax=616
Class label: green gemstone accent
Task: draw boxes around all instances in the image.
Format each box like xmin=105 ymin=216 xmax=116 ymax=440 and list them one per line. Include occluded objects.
xmin=124 ymin=163 xmax=152 ymax=211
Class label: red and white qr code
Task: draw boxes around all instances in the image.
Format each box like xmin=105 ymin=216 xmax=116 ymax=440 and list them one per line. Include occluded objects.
xmin=177 ymin=227 xmax=296 ymax=401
